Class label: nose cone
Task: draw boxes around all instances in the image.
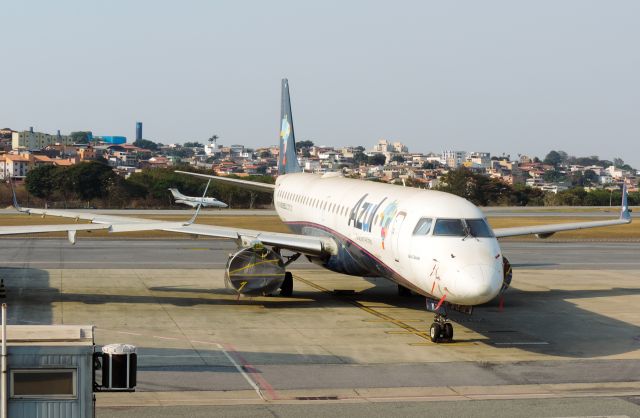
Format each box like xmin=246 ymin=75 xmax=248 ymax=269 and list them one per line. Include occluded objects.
xmin=452 ymin=264 xmax=502 ymax=305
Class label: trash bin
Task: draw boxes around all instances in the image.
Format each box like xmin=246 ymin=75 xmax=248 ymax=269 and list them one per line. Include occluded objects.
xmin=101 ymin=343 xmax=136 ymax=390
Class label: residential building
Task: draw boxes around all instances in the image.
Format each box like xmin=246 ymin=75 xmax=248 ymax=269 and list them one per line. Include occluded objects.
xmin=12 ymin=128 xmax=74 ymax=150
xmin=371 ymin=139 xmax=394 ymax=153
xmin=0 ymin=153 xmax=74 ymax=179
xmin=442 ymin=150 xmax=466 ymax=168
xmin=0 ymin=154 xmax=30 ymax=179
xmin=466 ymin=152 xmax=491 ymax=169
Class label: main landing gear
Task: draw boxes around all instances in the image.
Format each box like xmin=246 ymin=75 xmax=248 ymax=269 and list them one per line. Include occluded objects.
xmin=429 ymin=313 xmax=453 ymax=343
xmin=280 ymin=271 xmax=293 ymax=297
xmin=276 ymin=250 xmax=299 ymax=297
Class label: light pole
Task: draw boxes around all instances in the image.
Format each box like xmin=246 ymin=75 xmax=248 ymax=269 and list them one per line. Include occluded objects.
xmin=609 ymin=188 xmax=614 ymax=207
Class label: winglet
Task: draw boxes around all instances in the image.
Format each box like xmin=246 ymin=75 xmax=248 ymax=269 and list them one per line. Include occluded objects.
xmin=184 ymin=179 xmax=211 ymax=226
xmin=621 ymin=183 xmax=631 ymax=222
xmin=8 ymin=179 xmax=25 ymax=212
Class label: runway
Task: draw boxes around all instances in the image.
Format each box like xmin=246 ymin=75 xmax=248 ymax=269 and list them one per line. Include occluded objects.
xmin=1 ymin=238 xmax=639 ymax=417
xmin=0 ymin=239 xmax=638 ymax=269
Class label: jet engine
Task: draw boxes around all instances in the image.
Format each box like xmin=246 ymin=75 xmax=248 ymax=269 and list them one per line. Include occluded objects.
xmin=500 ymin=256 xmax=512 ymax=294
xmin=225 ymin=245 xmax=285 ymax=296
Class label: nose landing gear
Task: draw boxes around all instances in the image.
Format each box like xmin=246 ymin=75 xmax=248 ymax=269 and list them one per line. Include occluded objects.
xmin=429 ymin=313 xmax=453 ymax=343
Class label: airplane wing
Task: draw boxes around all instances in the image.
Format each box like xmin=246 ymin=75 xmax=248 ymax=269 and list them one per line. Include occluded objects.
xmin=0 ymin=224 xmax=110 ymax=236
xmin=0 ymin=222 xmax=111 ymax=245
xmin=16 ymin=207 xmax=336 ymax=257
xmin=493 ymin=217 xmax=630 ymax=238
xmin=493 ymin=185 xmax=632 ymax=238
xmin=174 ymin=171 xmax=275 ymax=193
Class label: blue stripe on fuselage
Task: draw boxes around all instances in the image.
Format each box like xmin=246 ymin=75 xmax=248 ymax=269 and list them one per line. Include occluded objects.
xmin=284 ymin=220 xmax=421 ymax=293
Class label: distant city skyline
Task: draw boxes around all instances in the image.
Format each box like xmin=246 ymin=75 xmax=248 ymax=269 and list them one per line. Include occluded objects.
xmin=2 ymin=1 xmax=638 ymax=167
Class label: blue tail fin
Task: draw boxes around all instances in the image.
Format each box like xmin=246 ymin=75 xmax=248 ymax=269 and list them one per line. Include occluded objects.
xmin=621 ymin=183 xmax=631 ymax=221
xmin=278 ymin=78 xmax=302 ymax=175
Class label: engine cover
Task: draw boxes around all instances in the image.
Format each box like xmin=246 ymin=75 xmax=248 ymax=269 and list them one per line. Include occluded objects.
xmin=225 ymin=246 xmax=285 ymax=296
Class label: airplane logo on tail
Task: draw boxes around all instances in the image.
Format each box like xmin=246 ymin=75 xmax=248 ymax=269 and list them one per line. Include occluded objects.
xmin=281 ymin=115 xmax=291 ymax=165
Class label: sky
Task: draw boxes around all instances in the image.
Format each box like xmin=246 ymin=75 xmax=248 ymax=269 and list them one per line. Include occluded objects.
xmin=2 ymin=0 xmax=639 ymax=167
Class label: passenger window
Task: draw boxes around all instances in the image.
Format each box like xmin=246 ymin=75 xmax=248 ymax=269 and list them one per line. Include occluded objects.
xmin=433 ymin=219 xmax=466 ymax=236
xmin=412 ymin=218 xmax=433 ymax=235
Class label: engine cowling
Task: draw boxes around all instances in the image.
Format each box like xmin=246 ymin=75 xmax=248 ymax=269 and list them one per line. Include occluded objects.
xmin=225 ymin=245 xmax=285 ymax=296
xmin=500 ymin=256 xmax=512 ymax=294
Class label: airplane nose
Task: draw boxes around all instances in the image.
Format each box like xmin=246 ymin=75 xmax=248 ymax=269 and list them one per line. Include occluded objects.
xmin=452 ymin=264 xmax=502 ymax=304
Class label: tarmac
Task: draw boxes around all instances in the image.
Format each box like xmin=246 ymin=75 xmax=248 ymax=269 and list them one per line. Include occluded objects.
xmin=1 ymin=238 xmax=639 ymax=417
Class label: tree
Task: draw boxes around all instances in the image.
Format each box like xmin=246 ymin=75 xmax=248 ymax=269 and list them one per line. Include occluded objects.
xmin=25 ymin=165 xmax=60 ymax=207
xmin=612 ymin=157 xmax=634 ymax=170
xmin=391 ymin=155 xmax=405 ymax=163
xmin=295 ymin=140 xmax=314 ymax=150
xmin=65 ymin=161 xmax=118 ymax=204
xmin=557 ymin=151 xmax=569 ymax=164
xmin=437 ymin=167 xmax=532 ymax=206
xmin=368 ymin=154 xmax=386 ymax=166
xmin=259 ymin=150 xmax=271 ymax=158
xmin=133 ymin=139 xmax=158 ymax=151
xmin=543 ymin=150 xmax=563 ymax=167
xmin=70 ymin=131 xmax=92 ymax=144
xmin=208 ymin=134 xmax=219 ymax=144
xmin=575 ymin=156 xmax=600 ymax=166
xmin=543 ymin=169 xmax=566 ymax=183
xmin=422 ymin=161 xmax=437 ymax=169
xmin=583 ymin=169 xmax=599 ymax=185
xmin=183 ymin=142 xmax=204 ymax=148
xmin=353 ymin=151 xmax=368 ymax=165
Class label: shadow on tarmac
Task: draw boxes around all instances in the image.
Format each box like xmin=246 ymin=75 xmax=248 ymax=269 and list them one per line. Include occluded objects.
xmin=3 ymin=266 xmax=640 ymax=359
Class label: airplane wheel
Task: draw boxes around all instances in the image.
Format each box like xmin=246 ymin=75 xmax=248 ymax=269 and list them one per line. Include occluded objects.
xmin=280 ymin=272 xmax=293 ymax=297
xmin=443 ymin=323 xmax=453 ymax=342
xmin=397 ymin=284 xmax=412 ymax=297
xmin=429 ymin=323 xmax=441 ymax=343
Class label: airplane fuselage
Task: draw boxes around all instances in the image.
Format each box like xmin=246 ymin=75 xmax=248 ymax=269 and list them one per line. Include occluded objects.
xmin=274 ymin=172 xmax=504 ymax=306
xmin=176 ymin=198 xmax=227 ymax=208
xmin=170 ymin=189 xmax=228 ymax=208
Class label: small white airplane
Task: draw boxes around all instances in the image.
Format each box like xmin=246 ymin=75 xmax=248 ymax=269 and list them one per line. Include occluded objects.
xmin=13 ymin=79 xmax=632 ymax=343
xmin=169 ymin=188 xmax=227 ymax=208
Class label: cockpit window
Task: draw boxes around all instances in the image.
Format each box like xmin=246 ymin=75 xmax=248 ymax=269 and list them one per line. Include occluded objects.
xmin=465 ymin=219 xmax=494 ymax=238
xmin=412 ymin=218 xmax=433 ymax=235
xmin=433 ymin=219 xmax=466 ymax=236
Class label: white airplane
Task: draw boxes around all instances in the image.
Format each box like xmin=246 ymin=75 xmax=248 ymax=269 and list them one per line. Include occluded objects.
xmin=169 ymin=188 xmax=227 ymax=208
xmin=13 ymin=79 xmax=632 ymax=343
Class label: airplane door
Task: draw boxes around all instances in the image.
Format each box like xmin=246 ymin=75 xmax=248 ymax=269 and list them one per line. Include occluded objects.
xmin=390 ymin=212 xmax=406 ymax=262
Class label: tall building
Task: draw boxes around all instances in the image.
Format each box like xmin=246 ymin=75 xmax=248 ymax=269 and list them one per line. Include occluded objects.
xmin=442 ymin=150 xmax=466 ymax=168
xmin=371 ymin=139 xmax=393 ymax=153
xmin=12 ymin=127 xmax=74 ymax=150
xmin=466 ymin=152 xmax=491 ymax=169
xmin=136 ymin=122 xmax=143 ymax=142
